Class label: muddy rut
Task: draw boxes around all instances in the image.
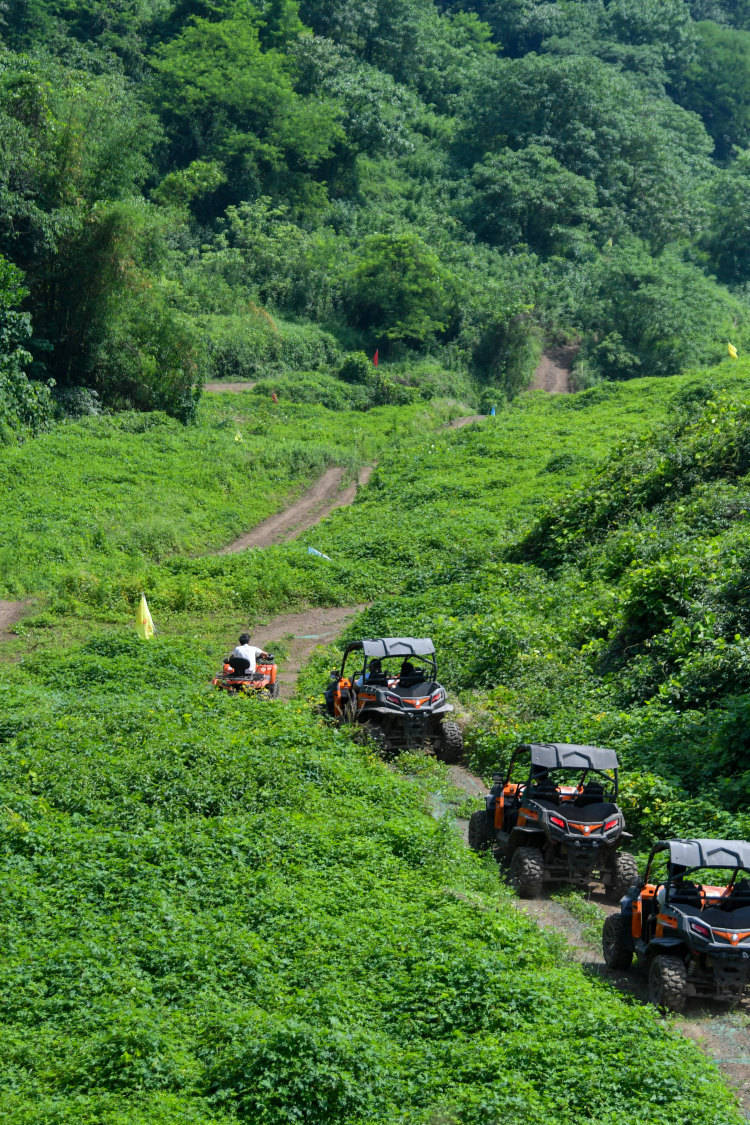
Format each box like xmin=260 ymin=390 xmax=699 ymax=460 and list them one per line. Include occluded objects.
xmin=446 ymin=766 xmax=750 ymax=1117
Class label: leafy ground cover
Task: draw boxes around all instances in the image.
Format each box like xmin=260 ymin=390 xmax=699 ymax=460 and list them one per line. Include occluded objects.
xmin=0 ymin=394 xmax=464 ymax=601
xmin=0 ymin=634 xmax=743 ymax=1124
xmin=3 ymin=364 xmax=750 ymax=1120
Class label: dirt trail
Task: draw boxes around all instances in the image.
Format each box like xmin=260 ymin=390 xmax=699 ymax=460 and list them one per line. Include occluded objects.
xmin=204 ymin=381 xmax=257 ymax=393
xmin=219 ymin=413 xmax=480 ymax=555
xmin=252 ymin=604 xmax=368 ymax=699
xmin=446 ymin=764 xmax=750 ymax=1117
xmin=0 ymin=600 xmax=31 ymax=641
xmin=530 ymin=345 xmax=577 ymax=394
xmin=220 ymin=465 xmax=373 ymax=554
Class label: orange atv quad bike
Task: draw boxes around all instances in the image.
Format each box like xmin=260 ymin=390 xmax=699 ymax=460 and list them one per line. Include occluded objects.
xmin=468 ymin=742 xmax=637 ymax=900
xmin=212 ymin=652 xmax=279 ymax=698
xmin=603 ymin=837 xmax=750 ymax=1012
xmin=323 ymin=637 xmax=463 ymax=760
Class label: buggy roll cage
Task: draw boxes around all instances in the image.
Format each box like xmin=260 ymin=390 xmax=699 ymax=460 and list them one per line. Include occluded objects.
xmin=503 ymin=742 xmax=620 ymax=798
xmin=643 ymin=838 xmax=750 ymax=900
xmin=339 ymin=638 xmax=438 ymax=680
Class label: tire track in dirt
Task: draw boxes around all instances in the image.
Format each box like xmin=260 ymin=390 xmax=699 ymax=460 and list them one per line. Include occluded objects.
xmin=446 ymin=763 xmax=750 ymax=1117
xmin=251 ymin=604 xmax=368 ymax=700
xmin=219 ymin=465 xmax=374 ymax=554
xmin=0 ymin=600 xmax=31 ymax=642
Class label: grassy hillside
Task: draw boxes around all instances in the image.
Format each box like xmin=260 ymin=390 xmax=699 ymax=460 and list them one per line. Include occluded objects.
xmin=3 ymin=363 xmax=750 ymax=1120
xmin=0 ymin=640 xmax=743 ymax=1124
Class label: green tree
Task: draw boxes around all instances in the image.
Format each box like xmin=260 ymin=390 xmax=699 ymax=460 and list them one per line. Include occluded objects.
xmin=679 ymin=21 xmax=750 ymax=159
xmin=346 ymin=232 xmax=455 ymax=351
xmin=152 ymin=15 xmax=343 ymax=213
xmin=702 ymin=149 xmax=750 ymax=283
xmin=456 ymin=54 xmax=713 ymax=249
xmin=0 ymin=254 xmax=52 ymax=440
xmin=577 ymin=240 xmax=748 ymax=380
xmin=465 ymin=143 xmax=601 ymax=255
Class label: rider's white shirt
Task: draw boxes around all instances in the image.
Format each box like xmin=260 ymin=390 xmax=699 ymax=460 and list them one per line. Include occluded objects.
xmin=232 ymin=643 xmax=266 ymax=672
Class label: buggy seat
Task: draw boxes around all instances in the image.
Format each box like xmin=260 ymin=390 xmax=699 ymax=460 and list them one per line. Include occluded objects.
xmin=566 ymin=801 xmax=618 ymax=822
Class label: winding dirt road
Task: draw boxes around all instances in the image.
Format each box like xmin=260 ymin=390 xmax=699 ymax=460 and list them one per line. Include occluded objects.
xmin=204 ymin=381 xmax=257 ymax=393
xmin=220 ymin=465 xmax=374 ymax=554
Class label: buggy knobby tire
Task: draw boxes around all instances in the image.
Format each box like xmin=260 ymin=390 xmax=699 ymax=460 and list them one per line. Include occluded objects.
xmin=602 ymin=913 xmax=633 ymax=970
xmin=268 ymin=681 xmax=280 ymax=699
xmin=648 ymin=954 xmax=688 ymax=1013
xmin=438 ymin=720 xmax=463 ymax=764
xmin=508 ymin=846 xmax=544 ymax=899
xmin=468 ymin=809 xmax=493 ymax=852
xmin=604 ymin=852 xmax=639 ymax=902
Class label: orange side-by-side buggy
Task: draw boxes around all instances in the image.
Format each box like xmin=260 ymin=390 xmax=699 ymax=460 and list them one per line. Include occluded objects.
xmin=324 ymin=637 xmax=463 ymax=760
xmin=603 ymin=837 xmax=750 ymax=1011
xmin=469 ymin=742 xmax=638 ymax=900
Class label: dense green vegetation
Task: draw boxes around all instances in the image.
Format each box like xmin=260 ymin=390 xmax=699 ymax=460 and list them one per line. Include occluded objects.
xmin=6 ymin=0 xmax=750 ymax=1117
xmin=3 ymin=362 xmax=750 ymax=1121
xmin=4 ymin=0 xmax=750 ymax=433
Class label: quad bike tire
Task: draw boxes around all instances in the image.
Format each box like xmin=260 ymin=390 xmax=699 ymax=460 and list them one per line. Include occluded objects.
xmin=508 ymin=846 xmax=544 ymax=899
xmin=602 ymin=913 xmax=633 ymax=970
xmin=267 ymin=681 xmax=280 ymax=699
xmin=604 ymin=851 xmax=639 ymax=902
xmin=468 ymin=809 xmax=493 ymax=852
xmin=648 ymin=954 xmax=688 ymax=1013
xmin=438 ymin=720 xmax=463 ymax=764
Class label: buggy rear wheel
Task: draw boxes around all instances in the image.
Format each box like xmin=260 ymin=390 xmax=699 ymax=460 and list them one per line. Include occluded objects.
xmin=604 ymin=852 xmax=639 ymax=902
xmin=602 ymin=913 xmax=633 ymax=969
xmin=648 ymin=955 xmax=688 ymax=1013
xmin=437 ymin=720 xmax=463 ymax=763
xmin=468 ymin=809 xmax=493 ymax=852
xmin=508 ymin=846 xmax=544 ymax=898
xmin=267 ymin=681 xmax=280 ymax=699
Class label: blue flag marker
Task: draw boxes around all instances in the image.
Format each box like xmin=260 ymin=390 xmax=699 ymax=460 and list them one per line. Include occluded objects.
xmin=308 ymin=546 xmax=332 ymax=560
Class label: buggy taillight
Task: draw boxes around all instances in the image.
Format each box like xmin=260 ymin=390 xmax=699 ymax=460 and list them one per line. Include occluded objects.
xmin=385 ymin=693 xmax=401 ymax=706
xmin=605 ymin=817 xmax=619 ymax=830
xmin=689 ymin=918 xmax=712 ymax=940
xmin=550 ymin=815 xmax=566 ymax=830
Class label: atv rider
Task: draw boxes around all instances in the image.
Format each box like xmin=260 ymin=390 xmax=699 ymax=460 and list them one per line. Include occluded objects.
xmin=230 ymin=633 xmax=270 ymax=675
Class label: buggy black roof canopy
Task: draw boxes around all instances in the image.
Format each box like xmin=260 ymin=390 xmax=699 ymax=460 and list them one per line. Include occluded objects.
xmin=357 ymin=638 xmax=436 ymax=659
xmin=524 ymin=742 xmax=619 ymax=771
xmin=665 ymin=838 xmax=750 ymax=870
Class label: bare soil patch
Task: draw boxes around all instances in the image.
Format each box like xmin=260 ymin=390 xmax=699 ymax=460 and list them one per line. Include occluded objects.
xmin=0 ymin=600 xmax=31 ymax=640
xmin=204 ymin=381 xmax=257 ymax=393
xmin=530 ymin=345 xmax=578 ymax=394
xmin=251 ymin=604 xmax=368 ymax=699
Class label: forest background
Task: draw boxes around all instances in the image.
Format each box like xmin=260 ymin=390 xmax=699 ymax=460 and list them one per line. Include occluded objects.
xmin=5 ymin=0 xmax=750 ymax=432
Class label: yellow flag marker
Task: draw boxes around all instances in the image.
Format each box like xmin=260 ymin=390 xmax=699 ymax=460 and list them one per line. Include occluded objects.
xmin=136 ymin=593 xmax=154 ymax=639
xmin=234 ymin=431 xmax=243 ymax=442
xmin=728 ymin=342 xmax=738 ymax=359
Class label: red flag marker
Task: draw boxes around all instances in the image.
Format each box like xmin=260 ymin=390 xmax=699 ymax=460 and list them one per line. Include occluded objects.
xmin=373 ymin=348 xmax=379 ymax=367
